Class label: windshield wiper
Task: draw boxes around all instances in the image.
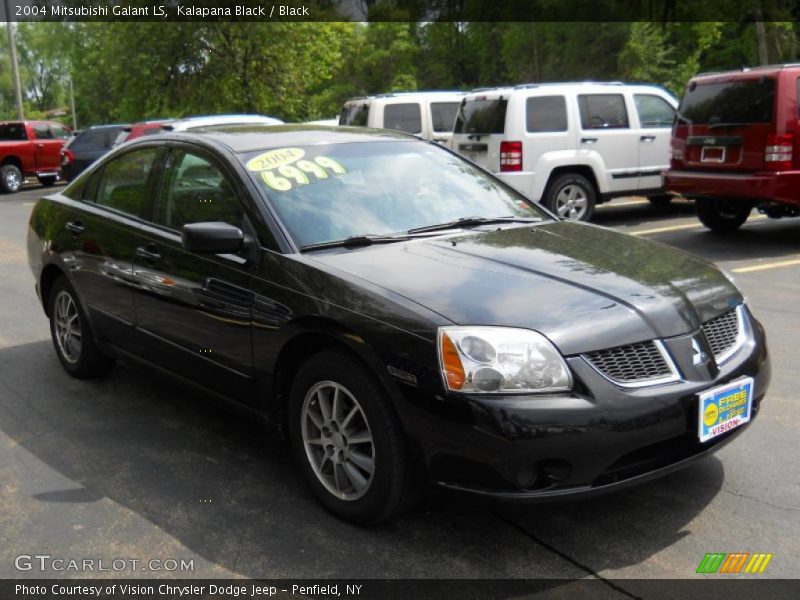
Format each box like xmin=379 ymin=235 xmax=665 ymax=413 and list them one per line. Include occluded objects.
xmin=300 ymin=234 xmax=411 ymax=252
xmin=407 ymin=216 xmax=543 ymax=234
xmin=675 ymin=110 xmax=693 ymax=125
xmin=708 ymin=122 xmax=749 ymax=130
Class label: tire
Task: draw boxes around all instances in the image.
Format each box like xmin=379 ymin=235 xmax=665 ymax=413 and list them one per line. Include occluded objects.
xmin=543 ymin=173 xmax=596 ymax=221
xmin=696 ymin=199 xmax=752 ymax=233
xmin=0 ymin=164 xmax=23 ymax=194
xmin=48 ymin=275 xmax=115 ymax=379
xmin=288 ymin=350 xmax=416 ymax=523
xmin=38 ymin=175 xmax=58 ymax=187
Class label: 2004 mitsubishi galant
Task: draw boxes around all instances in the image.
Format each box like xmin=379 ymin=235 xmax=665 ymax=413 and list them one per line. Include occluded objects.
xmin=27 ymin=125 xmax=770 ymax=523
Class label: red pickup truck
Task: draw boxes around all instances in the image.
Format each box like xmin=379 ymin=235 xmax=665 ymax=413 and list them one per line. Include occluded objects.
xmin=0 ymin=120 xmax=71 ymax=194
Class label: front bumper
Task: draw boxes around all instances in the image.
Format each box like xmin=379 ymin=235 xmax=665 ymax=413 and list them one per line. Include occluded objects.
xmin=400 ymin=309 xmax=770 ymax=502
xmin=664 ymin=168 xmax=800 ymax=207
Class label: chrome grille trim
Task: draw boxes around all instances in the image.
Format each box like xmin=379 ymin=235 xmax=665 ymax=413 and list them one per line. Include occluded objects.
xmin=583 ymin=339 xmax=681 ymax=388
xmin=703 ymin=304 xmax=746 ymax=365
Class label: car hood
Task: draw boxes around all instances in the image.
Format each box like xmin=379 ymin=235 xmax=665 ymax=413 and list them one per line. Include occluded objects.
xmin=308 ymin=221 xmax=741 ymax=354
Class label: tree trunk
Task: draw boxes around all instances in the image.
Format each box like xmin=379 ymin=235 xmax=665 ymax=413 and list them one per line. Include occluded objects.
xmin=753 ymin=1 xmax=769 ymax=65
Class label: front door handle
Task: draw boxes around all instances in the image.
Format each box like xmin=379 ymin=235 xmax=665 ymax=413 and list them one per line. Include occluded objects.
xmin=136 ymin=244 xmax=162 ymax=262
xmin=640 ymin=135 xmax=656 ymax=142
xmin=65 ymin=221 xmax=84 ymax=235
xmin=580 ymin=137 xmax=598 ymax=144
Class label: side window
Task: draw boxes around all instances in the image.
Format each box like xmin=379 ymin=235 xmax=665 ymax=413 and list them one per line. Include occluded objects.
xmin=94 ymin=147 xmax=160 ymax=218
xmin=526 ymin=96 xmax=568 ymax=132
xmin=383 ymin=103 xmax=422 ymax=134
xmin=32 ymin=124 xmax=54 ymax=139
xmin=579 ymin=94 xmax=629 ymax=129
xmin=634 ymin=95 xmax=675 ymax=128
xmin=51 ymin=125 xmax=71 ymax=139
xmin=430 ymin=102 xmax=460 ymax=133
xmin=156 ymin=150 xmax=243 ymax=232
xmin=72 ymin=130 xmax=107 ymax=151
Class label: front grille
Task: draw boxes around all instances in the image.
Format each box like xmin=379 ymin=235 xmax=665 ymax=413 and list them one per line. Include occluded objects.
xmin=702 ymin=308 xmax=741 ymax=360
xmin=585 ymin=340 xmax=673 ymax=384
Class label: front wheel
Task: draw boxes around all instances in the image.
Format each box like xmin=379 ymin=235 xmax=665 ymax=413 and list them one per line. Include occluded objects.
xmin=48 ymin=275 xmax=115 ymax=378
xmin=696 ymin=199 xmax=752 ymax=233
xmin=0 ymin=164 xmax=23 ymax=194
xmin=543 ymin=173 xmax=596 ymax=222
xmin=288 ymin=350 xmax=416 ymax=523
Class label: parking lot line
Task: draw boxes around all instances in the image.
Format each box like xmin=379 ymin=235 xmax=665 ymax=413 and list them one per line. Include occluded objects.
xmin=733 ymin=258 xmax=800 ymax=273
xmin=630 ymin=215 xmax=767 ymax=236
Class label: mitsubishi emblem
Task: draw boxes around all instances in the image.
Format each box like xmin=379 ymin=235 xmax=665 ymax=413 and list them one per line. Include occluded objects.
xmin=692 ymin=337 xmax=709 ymax=366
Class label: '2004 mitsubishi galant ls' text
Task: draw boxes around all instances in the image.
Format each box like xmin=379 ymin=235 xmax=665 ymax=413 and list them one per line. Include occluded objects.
xmin=27 ymin=125 xmax=770 ymax=523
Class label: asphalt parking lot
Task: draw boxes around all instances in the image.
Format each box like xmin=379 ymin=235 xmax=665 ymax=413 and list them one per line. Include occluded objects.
xmin=1 ymin=185 xmax=798 ymax=585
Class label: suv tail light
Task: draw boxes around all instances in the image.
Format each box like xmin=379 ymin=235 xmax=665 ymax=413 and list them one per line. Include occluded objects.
xmin=764 ymin=133 xmax=793 ymax=170
xmin=500 ymin=141 xmax=523 ymax=172
xmin=61 ymin=150 xmax=74 ymax=166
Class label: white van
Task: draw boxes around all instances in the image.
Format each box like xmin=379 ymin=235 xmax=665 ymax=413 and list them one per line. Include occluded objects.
xmin=339 ymin=91 xmax=466 ymax=146
xmin=452 ymin=82 xmax=678 ymax=220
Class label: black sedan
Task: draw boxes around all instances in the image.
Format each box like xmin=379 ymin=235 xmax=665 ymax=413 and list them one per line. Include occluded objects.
xmin=27 ymin=125 xmax=770 ymax=523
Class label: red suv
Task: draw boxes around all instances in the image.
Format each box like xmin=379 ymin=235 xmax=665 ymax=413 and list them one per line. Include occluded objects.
xmin=665 ymin=64 xmax=800 ymax=232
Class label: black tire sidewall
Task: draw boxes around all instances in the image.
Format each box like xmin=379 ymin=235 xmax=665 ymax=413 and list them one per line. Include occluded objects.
xmin=544 ymin=173 xmax=596 ymax=222
xmin=287 ymin=350 xmax=408 ymax=524
xmin=1 ymin=165 xmax=23 ymax=194
xmin=39 ymin=176 xmax=57 ymax=187
xmin=696 ymin=199 xmax=751 ymax=233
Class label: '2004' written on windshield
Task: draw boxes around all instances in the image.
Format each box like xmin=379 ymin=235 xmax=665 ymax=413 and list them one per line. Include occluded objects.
xmin=245 ymin=147 xmax=347 ymax=192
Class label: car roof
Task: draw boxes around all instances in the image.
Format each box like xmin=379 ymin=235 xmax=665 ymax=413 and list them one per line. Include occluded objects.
xmin=344 ymin=91 xmax=466 ymax=104
xmin=691 ymin=63 xmax=800 ymax=83
xmin=168 ymin=114 xmax=284 ymax=131
xmin=462 ymin=82 xmax=673 ymax=98
xmin=80 ymin=123 xmax=130 ymax=131
xmin=140 ymin=124 xmax=419 ymax=154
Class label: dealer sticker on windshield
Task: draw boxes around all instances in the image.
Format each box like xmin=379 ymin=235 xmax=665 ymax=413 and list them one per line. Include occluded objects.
xmin=698 ymin=377 xmax=753 ymax=443
xmin=245 ymin=147 xmax=347 ymax=192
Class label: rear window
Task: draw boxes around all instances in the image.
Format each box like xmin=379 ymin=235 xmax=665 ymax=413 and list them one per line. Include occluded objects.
xmin=679 ymin=78 xmax=775 ymax=125
xmin=339 ymin=103 xmax=370 ymax=127
xmin=72 ymin=128 xmax=120 ymax=151
xmin=430 ymin=102 xmax=460 ymax=133
xmin=383 ymin=103 xmax=422 ymax=134
xmin=454 ymin=98 xmax=508 ymax=134
xmin=0 ymin=123 xmax=27 ymax=140
xmin=526 ymin=96 xmax=568 ymax=132
xmin=579 ymin=94 xmax=629 ymax=129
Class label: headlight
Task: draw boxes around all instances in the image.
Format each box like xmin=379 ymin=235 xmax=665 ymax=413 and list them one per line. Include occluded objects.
xmin=438 ymin=326 xmax=572 ymax=394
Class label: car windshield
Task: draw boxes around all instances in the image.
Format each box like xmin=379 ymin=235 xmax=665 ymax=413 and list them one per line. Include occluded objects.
xmin=242 ymin=140 xmax=548 ymax=248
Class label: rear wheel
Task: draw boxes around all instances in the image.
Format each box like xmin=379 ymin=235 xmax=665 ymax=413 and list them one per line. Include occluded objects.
xmin=696 ymin=199 xmax=752 ymax=233
xmin=48 ymin=275 xmax=115 ymax=378
xmin=0 ymin=164 xmax=23 ymax=194
xmin=38 ymin=175 xmax=58 ymax=187
xmin=543 ymin=173 xmax=596 ymax=222
xmin=288 ymin=350 xmax=416 ymax=523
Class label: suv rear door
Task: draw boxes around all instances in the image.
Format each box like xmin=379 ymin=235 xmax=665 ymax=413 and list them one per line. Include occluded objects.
xmin=674 ymin=76 xmax=776 ymax=172
xmin=453 ymin=94 xmax=508 ymax=170
xmin=429 ymin=101 xmax=460 ymax=146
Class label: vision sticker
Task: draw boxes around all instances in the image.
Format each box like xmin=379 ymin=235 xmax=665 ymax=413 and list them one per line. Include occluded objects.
xmin=247 ymin=147 xmax=347 ymax=193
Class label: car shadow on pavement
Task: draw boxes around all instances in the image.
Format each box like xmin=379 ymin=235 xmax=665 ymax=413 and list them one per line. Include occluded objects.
xmin=0 ymin=340 xmax=725 ymax=580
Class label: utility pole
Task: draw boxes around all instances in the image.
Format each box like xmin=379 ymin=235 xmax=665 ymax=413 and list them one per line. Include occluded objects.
xmin=4 ymin=1 xmax=25 ymax=120
xmin=69 ymin=77 xmax=77 ymax=130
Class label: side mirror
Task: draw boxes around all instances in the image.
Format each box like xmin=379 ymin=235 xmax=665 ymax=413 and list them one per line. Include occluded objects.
xmin=181 ymin=222 xmax=244 ymax=254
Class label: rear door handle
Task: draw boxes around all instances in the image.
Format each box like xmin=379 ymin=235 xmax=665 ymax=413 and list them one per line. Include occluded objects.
xmin=65 ymin=221 xmax=84 ymax=235
xmin=581 ymin=137 xmax=598 ymax=144
xmin=640 ymin=135 xmax=656 ymax=142
xmin=136 ymin=244 xmax=161 ymax=262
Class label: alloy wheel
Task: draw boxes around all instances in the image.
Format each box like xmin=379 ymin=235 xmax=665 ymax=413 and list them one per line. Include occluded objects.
xmin=53 ymin=290 xmax=82 ymax=364
xmin=555 ymin=185 xmax=589 ymax=220
xmin=301 ymin=380 xmax=375 ymax=501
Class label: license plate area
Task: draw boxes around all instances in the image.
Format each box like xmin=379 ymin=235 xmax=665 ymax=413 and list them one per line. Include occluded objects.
xmin=698 ymin=377 xmax=753 ymax=443
xmin=701 ymin=146 xmax=726 ymax=163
